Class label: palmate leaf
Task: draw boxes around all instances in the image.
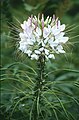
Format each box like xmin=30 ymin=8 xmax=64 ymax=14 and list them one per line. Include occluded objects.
xmin=1 ymin=82 xmax=33 ymax=120
xmin=42 ymin=94 xmax=71 ymax=120
xmin=1 ymin=61 xmax=79 ymax=120
xmin=1 ymin=77 xmax=34 ymax=91
xmin=1 ymin=62 xmax=37 ymax=74
xmin=45 ymin=68 xmax=79 ymax=77
xmin=44 ymin=84 xmax=79 ymax=105
xmin=10 ymin=94 xmax=31 ymax=117
xmin=41 ymin=84 xmax=79 ymax=120
xmin=1 ymin=68 xmax=35 ymax=119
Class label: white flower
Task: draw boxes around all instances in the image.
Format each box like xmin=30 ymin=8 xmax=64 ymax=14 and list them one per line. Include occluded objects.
xmin=31 ymin=54 xmax=39 ymax=60
xmin=19 ymin=14 xmax=69 ymax=60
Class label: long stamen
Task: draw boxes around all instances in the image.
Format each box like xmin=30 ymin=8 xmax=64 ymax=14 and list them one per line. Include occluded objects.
xmin=53 ymin=14 xmax=55 ymax=21
xmin=41 ymin=14 xmax=44 ymax=30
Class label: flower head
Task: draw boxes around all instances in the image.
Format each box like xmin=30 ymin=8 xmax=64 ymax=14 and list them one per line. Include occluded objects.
xmin=19 ymin=14 xmax=69 ymax=60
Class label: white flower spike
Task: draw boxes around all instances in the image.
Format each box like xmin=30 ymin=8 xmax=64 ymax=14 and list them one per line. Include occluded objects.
xmin=19 ymin=14 xmax=69 ymax=60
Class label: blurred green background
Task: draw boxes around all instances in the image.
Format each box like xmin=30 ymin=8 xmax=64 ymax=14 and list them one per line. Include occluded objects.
xmin=1 ymin=0 xmax=79 ymax=120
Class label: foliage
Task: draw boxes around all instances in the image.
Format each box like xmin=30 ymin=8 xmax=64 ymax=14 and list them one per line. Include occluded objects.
xmin=1 ymin=0 xmax=79 ymax=120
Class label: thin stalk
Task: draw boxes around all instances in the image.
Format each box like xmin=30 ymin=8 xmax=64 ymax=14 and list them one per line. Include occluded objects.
xmin=33 ymin=54 xmax=45 ymax=120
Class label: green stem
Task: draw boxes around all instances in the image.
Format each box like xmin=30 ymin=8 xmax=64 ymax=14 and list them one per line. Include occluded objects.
xmin=33 ymin=54 xmax=45 ymax=120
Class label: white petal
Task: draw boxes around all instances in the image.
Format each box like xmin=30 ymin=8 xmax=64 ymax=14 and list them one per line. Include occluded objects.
xmin=26 ymin=50 xmax=32 ymax=56
xmin=39 ymin=47 xmax=44 ymax=52
xmin=52 ymin=26 xmax=60 ymax=36
xmin=60 ymin=24 xmax=65 ymax=31
xmin=27 ymin=39 xmax=34 ymax=45
xmin=48 ymin=54 xmax=55 ymax=59
xmin=49 ymin=40 xmax=58 ymax=48
xmin=45 ymin=49 xmax=49 ymax=55
xmin=42 ymin=41 xmax=45 ymax=47
xmin=21 ymin=21 xmax=27 ymax=30
xmin=34 ymin=31 xmax=39 ymax=38
xmin=31 ymin=54 xmax=39 ymax=60
xmin=57 ymin=45 xmax=63 ymax=49
xmin=36 ymin=27 xmax=42 ymax=36
xmin=19 ymin=44 xmax=27 ymax=52
xmin=55 ymin=32 xmax=65 ymax=40
xmin=48 ymin=36 xmax=54 ymax=44
xmin=35 ymin=50 xmax=41 ymax=54
xmin=58 ymin=49 xmax=65 ymax=53
xmin=43 ymin=27 xmax=49 ymax=38
xmin=55 ymin=36 xmax=69 ymax=44
xmin=56 ymin=45 xmax=65 ymax=53
xmin=19 ymin=33 xmax=27 ymax=41
xmin=44 ymin=37 xmax=49 ymax=44
xmin=61 ymin=37 xmax=69 ymax=43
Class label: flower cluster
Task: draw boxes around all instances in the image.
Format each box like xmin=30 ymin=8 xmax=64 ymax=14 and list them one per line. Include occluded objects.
xmin=19 ymin=14 xmax=69 ymax=60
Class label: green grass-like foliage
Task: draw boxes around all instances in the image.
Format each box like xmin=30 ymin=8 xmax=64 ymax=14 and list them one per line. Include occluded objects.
xmin=1 ymin=0 xmax=79 ymax=120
